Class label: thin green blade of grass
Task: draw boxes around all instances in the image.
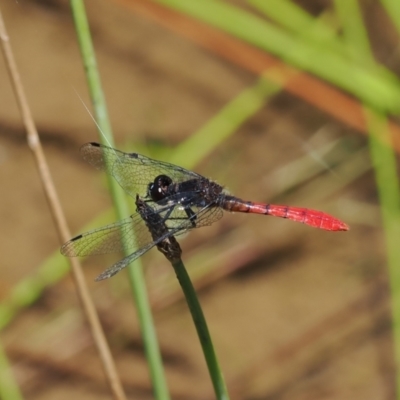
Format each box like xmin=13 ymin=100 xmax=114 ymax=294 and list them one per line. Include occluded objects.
xmin=366 ymin=112 xmax=400 ymax=231
xmin=171 ymin=258 xmax=229 ymax=400
xmin=335 ymin=1 xmax=400 ymax=396
xmin=366 ymin=109 xmax=400 ymax=398
xmin=152 ymin=0 xmax=400 ymax=113
xmin=70 ymin=1 xmax=170 ymax=398
xmin=70 ymin=0 xmax=125 ymax=208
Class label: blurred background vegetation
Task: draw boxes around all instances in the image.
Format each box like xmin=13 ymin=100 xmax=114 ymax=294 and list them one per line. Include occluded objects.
xmin=0 ymin=0 xmax=399 ymax=399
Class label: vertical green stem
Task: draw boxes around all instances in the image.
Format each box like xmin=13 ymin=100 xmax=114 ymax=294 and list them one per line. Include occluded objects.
xmin=69 ymin=1 xmax=170 ymax=399
xmin=171 ymin=258 xmax=229 ymax=400
xmin=366 ymin=110 xmax=400 ymax=398
xmin=334 ymin=2 xmax=400 ymax=396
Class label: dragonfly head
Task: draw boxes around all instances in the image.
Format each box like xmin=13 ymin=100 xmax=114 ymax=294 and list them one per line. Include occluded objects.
xmin=148 ymin=174 xmax=173 ymax=202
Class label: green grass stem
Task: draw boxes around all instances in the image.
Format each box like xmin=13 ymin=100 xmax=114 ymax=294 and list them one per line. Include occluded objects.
xmin=171 ymin=258 xmax=229 ymax=400
xmin=335 ymin=1 xmax=400 ymax=396
xmin=69 ymin=1 xmax=170 ymax=398
xmin=366 ymin=109 xmax=400 ymax=398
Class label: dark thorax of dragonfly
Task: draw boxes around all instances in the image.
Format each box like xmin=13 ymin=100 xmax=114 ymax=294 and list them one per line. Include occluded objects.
xmin=147 ymin=174 xmax=225 ymax=226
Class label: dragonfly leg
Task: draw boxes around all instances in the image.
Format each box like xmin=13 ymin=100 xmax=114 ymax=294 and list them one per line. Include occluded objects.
xmin=158 ymin=204 xmax=197 ymax=228
xmin=184 ymin=207 xmax=197 ymax=227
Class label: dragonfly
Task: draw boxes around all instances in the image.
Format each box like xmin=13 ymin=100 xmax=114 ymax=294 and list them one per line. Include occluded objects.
xmin=61 ymin=142 xmax=349 ymax=281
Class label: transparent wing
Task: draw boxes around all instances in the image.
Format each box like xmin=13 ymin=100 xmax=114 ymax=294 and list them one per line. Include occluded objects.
xmin=59 ymin=203 xmax=219 ymax=259
xmin=95 ymin=199 xmax=182 ymax=281
xmin=80 ymin=142 xmax=202 ymax=199
xmin=60 ymin=213 xmax=153 ymax=256
xmin=94 ymin=242 xmax=157 ymax=281
xmin=61 ymin=204 xmax=224 ymax=279
xmin=162 ymin=203 xmax=224 ymax=231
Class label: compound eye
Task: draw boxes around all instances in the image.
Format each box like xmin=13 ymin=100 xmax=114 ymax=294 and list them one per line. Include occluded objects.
xmin=149 ymin=174 xmax=172 ymax=201
xmin=158 ymin=175 xmax=172 ymax=188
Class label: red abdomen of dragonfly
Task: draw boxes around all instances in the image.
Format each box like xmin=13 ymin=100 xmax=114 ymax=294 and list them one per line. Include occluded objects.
xmin=221 ymin=196 xmax=349 ymax=231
